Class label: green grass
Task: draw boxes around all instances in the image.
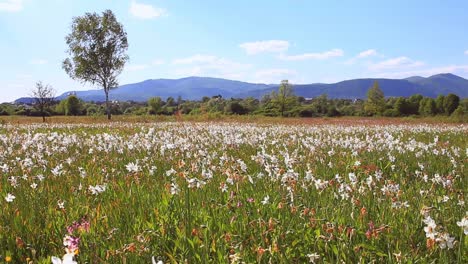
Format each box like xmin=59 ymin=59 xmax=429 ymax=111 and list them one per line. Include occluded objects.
xmin=0 ymin=121 xmax=466 ymax=263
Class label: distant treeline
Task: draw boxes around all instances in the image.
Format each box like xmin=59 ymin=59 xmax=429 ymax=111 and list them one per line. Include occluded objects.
xmin=1 ymin=94 xmax=466 ymax=119
xmin=1 ymin=81 xmax=466 ymax=120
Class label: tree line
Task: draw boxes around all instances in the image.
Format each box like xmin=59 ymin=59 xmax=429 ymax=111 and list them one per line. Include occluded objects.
xmin=1 ymin=80 xmax=466 ymax=121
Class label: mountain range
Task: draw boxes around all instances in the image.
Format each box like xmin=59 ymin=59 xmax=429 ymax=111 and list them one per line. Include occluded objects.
xmin=14 ymin=73 xmax=468 ymax=104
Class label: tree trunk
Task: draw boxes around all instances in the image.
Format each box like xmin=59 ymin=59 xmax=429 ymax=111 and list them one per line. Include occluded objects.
xmin=105 ymin=90 xmax=111 ymax=120
xmin=42 ymin=114 xmax=46 ymax=123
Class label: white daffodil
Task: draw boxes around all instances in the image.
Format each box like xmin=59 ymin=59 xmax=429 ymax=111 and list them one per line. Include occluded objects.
xmin=5 ymin=193 xmax=15 ymax=203
xmin=456 ymin=215 xmax=468 ymax=235
xmin=51 ymin=253 xmax=77 ymax=264
xmin=152 ymin=256 xmax=163 ymax=264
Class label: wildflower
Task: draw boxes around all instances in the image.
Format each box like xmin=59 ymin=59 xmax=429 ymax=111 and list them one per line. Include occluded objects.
xmin=307 ymin=253 xmax=320 ymax=263
xmin=5 ymin=193 xmax=15 ymax=203
xmin=165 ymin=168 xmax=176 ymax=177
xmin=51 ymin=164 xmax=64 ymax=177
xmin=393 ymin=252 xmax=402 ymax=263
xmin=152 ymin=256 xmax=163 ymax=264
xmin=5 ymin=256 xmax=12 ymax=262
xmin=63 ymin=235 xmax=80 ymax=256
xmin=88 ymin=184 xmax=107 ymax=195
xmin=436 ymin=232 xmax=456 ymax=249
xmin=125 ymin=162 xmax=140 ymax=173
xmin=229 ymin=252 xmax=242 ymax=263
xmin=423 ymin=216 xmax=438 ymax=239
xmin=261 ymin=195 xmax=270 ymax=205
xmin=51 ymin=253 xmax=77 ymax=264
xmin=170 ymin=182 xmax=180 ymax=195
xmin=348 ymin=173 xmax=357 ymax=184
xmin=30 ymin=183 xmax=38 ymax=189
xmin=58 ymin=200 xmax=65 ymax=210
xmin=36 ymin=174 xmax=45 ymax=181
xmin=219 ymin=183 xmax=228 ymax=193
xmin=456 ymin=215 xmax=468 ymax=235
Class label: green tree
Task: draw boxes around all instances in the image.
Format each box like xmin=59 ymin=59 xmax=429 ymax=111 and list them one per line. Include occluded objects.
xmin=64 ymin=95 xmax=83 ymax=115
xmin=31 ymin=81 xmax=55 ymax=122
xmin=394 ymin=97 xmax=409 ymax=116
xmin=418 ymin=98 xmax=436 ymax=116
xmin=241 ymin=97 xmax=259 ymax=114
xmin=442 ymin=93 xmax=460 ymax=115
xmin=408 ymin=94 xmax=423 ymax=115
xmin=225 ymin=100 xmax=247 ymax=115
xmin=148 ymin=97 xmax=162 ymax=115
xmin=272 ymin=80 xmax=296 ymax=117
xmin=364 ymin=81 xmax=385 ymax=116
xmin=62 ymin=10 xmax=129 ymax=120
xmin=435 ymin=95 xmax=445 ymax=114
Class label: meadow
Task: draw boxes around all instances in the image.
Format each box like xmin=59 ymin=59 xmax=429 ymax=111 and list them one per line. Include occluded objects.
xmin=0 ymin=119 xmax=466 ymax=263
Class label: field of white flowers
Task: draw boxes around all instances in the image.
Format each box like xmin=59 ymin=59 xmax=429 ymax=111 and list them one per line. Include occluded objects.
xmin=0 ymin=122 xmax=466 ymax=263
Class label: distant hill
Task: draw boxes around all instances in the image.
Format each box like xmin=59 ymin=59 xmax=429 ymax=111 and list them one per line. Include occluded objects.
xmin=14 ymin=97 xmax=36 ymax=104
xmin=54 ymin=77 xmax=273 ymax=102
xmin=14 ymin=73 xmax=468 ymax=103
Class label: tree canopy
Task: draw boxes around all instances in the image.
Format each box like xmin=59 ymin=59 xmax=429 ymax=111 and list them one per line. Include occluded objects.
xmin=63 ymin=9 xmax=128 ymax=120
xmin=364 ymin=81 xmax=385 ymax=115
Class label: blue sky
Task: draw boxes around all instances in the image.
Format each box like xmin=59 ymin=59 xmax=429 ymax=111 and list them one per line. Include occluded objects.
xmin=1 ymin=0 xmax=468 ymax=102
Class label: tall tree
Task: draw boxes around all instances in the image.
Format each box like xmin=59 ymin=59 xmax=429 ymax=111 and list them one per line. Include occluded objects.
xmin=364 ymin=81 xmax=385 ymax=116
xmin=64 ymin=95 xmax=83 ymax=116
xmin=442 ymin=93 xmax=460 ymax=115
xmin=148 ymin=97 xmax=162 ymax=115
xmin=274 ymin=80 xmax=296 ymax=117
xmin=435 ymin=95 xmax=445 ymax=114
xmin=418 ymin=98 xmax=436 ymax=116
xmin=31 ymin=81 xmax=55 ymax=122
xmin=62 ymin=10 xmax=129 ymax=120
xmin=394 ymin=97 xmax=409 ymax=116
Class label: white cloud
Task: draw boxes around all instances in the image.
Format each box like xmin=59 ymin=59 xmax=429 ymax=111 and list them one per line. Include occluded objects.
xmin=30 ymin=59 xmax=48 ymax=65
xmin=465 ymin=50 xmax=468 ymax=55
xmin=0 ymin=0 xmax=23 ymax=12
xmin=253 ymin=69 xmax=298 ymax=84
xmin=172 ymin=54 xmax=252 ymax=80
xmin=239 ymin=40 xmax=290 ymax=55
xmin=374 ymin=65 xmax=468 ymax=79
xmin=344 ymin=49 xmax=379 ymax=65
xmin=357 ymin=49 xmax=378 ymax=58
xmin=278 ymin=49 xmax=344 ymax=61
xmin=369 ymin=56 xmax=424 ymax=71
xmin=126 ymin=64 xmax=149 ymax=72
xmin=130 ymin=1 xmax=167 ymax=19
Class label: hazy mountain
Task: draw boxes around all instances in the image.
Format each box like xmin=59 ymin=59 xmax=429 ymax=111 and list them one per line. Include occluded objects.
xmin=54 ymin=77 xmax=273 ymax=102
xmin=13 ymin=74 xmax=468 ymax=104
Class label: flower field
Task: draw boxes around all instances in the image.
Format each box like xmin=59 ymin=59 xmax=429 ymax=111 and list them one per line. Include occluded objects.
xmin=0 ymin=121 xmax=466 ymax=263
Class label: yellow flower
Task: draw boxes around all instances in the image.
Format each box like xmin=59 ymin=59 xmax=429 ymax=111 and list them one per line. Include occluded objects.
xmin=5 ymin=256 xmax=12 ymax=262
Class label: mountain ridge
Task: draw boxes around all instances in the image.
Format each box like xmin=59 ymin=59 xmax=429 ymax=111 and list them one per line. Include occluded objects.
xmin=13 ymin=73 xmax=468 ymax=104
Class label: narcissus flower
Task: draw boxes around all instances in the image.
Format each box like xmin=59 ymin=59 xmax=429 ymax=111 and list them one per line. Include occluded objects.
xmin=456 ymin=215 xmax=468 ymax=235
xmin=5 ymin=193 xmax=15 ymax=203
xmin=51 ymin=253 xmax=77 ymax=264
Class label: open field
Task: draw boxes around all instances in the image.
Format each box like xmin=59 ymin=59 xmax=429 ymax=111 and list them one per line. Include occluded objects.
xmin=0 ymin=120 xmax=466 ymax=263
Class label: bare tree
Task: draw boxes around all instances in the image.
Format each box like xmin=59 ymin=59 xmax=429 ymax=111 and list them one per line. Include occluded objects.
xmin=31 ymin=81 xmax=55 ymax=122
